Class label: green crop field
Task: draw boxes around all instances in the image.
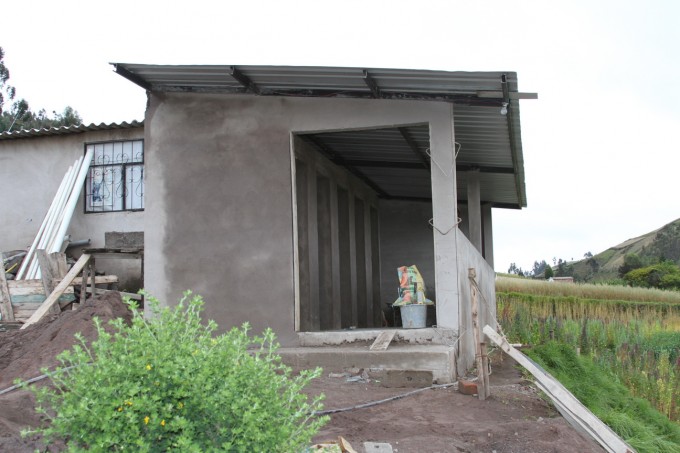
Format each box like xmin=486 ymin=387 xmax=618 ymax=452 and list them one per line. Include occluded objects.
xmin=496 ymin=276 xmax=680 ymax=452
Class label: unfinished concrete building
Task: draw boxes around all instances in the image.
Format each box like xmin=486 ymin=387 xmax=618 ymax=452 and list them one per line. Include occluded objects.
xmin=113 ymin=65 xmax=531 ymax=377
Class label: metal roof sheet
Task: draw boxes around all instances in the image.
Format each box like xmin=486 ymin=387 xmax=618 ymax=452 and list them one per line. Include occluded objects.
xmin=112 ymin=64 xmax=529 ymax=208
xmin=0 ymin=120 xmax=143 ymax=141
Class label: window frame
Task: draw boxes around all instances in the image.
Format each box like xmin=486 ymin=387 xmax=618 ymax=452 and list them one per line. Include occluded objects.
xmin=83 ymin=138 xmax=145 ymax=214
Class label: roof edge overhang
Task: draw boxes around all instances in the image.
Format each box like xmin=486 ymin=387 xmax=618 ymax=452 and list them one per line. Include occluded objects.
xmin=111 ymin=63 xmax=531 ymax=209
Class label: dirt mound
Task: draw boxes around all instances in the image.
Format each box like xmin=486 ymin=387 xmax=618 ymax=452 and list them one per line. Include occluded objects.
xmin=0 ymin=292 xmax=132 ymax=452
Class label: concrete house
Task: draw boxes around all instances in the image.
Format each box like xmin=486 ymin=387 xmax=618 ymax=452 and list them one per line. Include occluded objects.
xmin=0 ymin=121 xmax=145 ymax=289
xmin=111 ymin=64 xmax=531 ymax=374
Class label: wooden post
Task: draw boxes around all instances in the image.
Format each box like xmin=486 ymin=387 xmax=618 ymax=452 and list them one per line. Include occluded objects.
xmin=36 ymin=250 xmax=61 ymax=315
xmin=469 ymin=267 xmax=489 ymax=400
xmin=0 ymin=267 xmax=15 ymax=322
xmin=21 ymin=254 xmax=90 ymax=329
xmin=89 ymin=257 xmax=96 ymax=299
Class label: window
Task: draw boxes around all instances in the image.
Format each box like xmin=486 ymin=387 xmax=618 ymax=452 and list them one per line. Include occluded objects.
xmin=84 ymin=140 xmax=144 ymax=212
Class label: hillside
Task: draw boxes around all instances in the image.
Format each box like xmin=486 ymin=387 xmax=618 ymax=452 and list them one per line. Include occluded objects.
xmin=569 ymin=217 xmax=680 ymax=282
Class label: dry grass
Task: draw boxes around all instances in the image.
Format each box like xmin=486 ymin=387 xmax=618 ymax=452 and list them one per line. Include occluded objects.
xmin=496 ymin=276 xmax=680 ymax=305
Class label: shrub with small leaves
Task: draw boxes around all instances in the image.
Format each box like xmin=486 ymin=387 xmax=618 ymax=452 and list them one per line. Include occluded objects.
xmin=21 ymin=292 xmax=328 ymax=452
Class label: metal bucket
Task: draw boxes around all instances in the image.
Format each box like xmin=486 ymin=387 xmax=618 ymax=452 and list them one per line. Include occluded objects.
xmin=400 ymin=304 xmax=427 ymax=329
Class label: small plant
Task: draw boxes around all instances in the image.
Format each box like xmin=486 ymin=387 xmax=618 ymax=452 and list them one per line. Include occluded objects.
xmin=21 ymin=292 xmax=328 ymax=452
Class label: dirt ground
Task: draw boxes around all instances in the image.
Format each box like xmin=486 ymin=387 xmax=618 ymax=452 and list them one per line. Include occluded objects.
xmin=0 ymin=293 xmax=601 ymax=452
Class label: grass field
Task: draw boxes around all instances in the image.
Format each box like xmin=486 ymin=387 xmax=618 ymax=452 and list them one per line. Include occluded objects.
xmin=496 ymin=276 xmax=680 ymax=452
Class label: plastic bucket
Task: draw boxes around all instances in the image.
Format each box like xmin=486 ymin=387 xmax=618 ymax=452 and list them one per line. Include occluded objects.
xmin=400 ymin=304 xmax=427 ymax=329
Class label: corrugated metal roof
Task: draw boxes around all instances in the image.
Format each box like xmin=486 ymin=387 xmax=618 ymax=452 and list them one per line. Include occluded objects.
xmin=112 ymin=64 xmax=529 ymax=208
xmin=0 ymin=120 xmax=143 ymax=141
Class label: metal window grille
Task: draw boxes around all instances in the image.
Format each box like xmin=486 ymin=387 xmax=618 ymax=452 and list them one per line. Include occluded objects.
xmin=84 ymin=139 xmax=144 ymax=213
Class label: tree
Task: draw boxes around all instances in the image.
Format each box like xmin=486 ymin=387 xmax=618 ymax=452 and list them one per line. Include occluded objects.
xmin=584 ymin=251 xmax=593 ymax=259
xmin=0 ymin=46 xmax=82 ymax=132
xmin=618 ymin=253 xmax=643 ymax=278
xmin=544 ymin=265 xmax=554 ymax=279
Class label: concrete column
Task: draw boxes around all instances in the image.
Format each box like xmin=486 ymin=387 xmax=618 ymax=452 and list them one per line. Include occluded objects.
xmin=466 ymin=170 xmax=482 ymax=253
xmin=430 ymin=111 xmax=459 ymax=330
xmin=482 ymin=204 xmax=494 ymax=269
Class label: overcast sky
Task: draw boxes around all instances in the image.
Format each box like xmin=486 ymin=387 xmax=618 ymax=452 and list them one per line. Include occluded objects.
xmin=2 ymin=0 xmax=679 ymax=272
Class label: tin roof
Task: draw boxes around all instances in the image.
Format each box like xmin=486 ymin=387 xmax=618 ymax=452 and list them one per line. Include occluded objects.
xmin=113 ymin=64 xmax=533 ymax=208
xmin=0 ymin=120 xmax=143 ymax=140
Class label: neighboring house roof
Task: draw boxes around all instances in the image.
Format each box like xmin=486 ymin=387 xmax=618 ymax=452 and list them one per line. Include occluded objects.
xmin=113 ymin=64 xmax=532 ymax=208
xmin=0 ymin=120 xmax=143 ymax=141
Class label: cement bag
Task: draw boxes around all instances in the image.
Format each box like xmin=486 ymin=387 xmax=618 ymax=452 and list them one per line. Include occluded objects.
xmin=392 ymin=265 xmax=434 ymax=306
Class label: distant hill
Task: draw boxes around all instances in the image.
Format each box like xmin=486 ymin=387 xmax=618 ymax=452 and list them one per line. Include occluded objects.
xmin=568 ymin=218 xmax=680 ymax=282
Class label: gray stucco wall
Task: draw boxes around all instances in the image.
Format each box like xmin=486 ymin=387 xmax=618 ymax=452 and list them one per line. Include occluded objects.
xmin=144 ymin=93 xmax=455 ymax=345
xmin=0 ymin=128 xmax=145 ymax=287
xmin=378 ymin=200 xmax=435 ymax=308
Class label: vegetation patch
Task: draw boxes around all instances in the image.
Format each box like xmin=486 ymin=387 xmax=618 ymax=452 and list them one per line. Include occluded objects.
xmin=18 ymin=292 xmax=328 ymax=452
xmin=528 ymin=342 xmax=680 ymax=452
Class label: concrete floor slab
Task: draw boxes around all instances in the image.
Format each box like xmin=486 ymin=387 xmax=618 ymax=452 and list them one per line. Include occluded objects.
xmin=297 ymin=327 xmax=457 ymax=346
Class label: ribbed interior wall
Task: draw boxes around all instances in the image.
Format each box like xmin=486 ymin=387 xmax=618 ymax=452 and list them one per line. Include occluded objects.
xmin=293 ymin=136 xmax=382 ymax=331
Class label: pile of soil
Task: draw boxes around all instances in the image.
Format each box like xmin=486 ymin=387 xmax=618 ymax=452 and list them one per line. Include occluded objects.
xmin=0 ymin=292 xmax=132 ymax=452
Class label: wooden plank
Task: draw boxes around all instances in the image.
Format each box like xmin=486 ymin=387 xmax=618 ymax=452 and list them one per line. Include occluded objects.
xmin=36 ymin=250 xmax=60 ymax=316
xmin=83 ymin=287 xmax=143 ymax=301
xmin=483 ymin=325 xmax=634 ymax=453
xmin=7 ymin=280 xmax=73 ymax=300
xmin=21 ymin=254 xmax=90 ymax=329
xmin=79 ymin=262 xmax=89 ymax=305
xmin=11 ymin=294 xmax=75 ymax=304
xmin=56 ymin=275 xmax=118 ymax=286
xmin=370 ymin=330 xmax=397 ymax=351
xmin=0 ymin=268 xmax=15 ymax=322
xmin=89 ymin=257 xmax=96 ymax=299
xmin=469 ymin=268 xmax=488 ymax=400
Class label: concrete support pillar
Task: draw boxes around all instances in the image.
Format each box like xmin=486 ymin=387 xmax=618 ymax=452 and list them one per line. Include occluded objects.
xmin=482 ymin=204 xmax=494 ymax=269
xmin=467 ymin=170 xmax=482 ymax=253
xmin=431 ymin=112 xmax=459 ymax=330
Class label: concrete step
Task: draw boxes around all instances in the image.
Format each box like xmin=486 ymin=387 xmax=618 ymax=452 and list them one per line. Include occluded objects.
xmin=278 ymin=344 xmax=456 ymax=384
xmin=297 ymin=327 xmax=457 ymax=347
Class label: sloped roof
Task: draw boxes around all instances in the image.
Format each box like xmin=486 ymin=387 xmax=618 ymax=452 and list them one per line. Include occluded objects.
xmin=0 ymin=120 xmax=143 ymax=141
xmin=113 ymin=64 xmax=533 ymax=208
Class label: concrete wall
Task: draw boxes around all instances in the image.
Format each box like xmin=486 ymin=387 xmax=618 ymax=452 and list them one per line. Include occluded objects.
xmin=455 ymin=229 xmax=496 ymax=372
xmin=0 ymin=128 xmax=145 ymax=287
xmin=144 ymin=92 xmax=455 ymax=345
xmin=293 ymin=136 xmax=381 ymax=331
xmin=378 ymin=200 xmax=435 ymax=310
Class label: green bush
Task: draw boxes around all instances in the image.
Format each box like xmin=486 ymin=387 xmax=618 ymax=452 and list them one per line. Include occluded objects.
xmin=22 ymin=292 xmax=328 ymax=452
xmin=624 ymin=262 xmax=680 ymax=289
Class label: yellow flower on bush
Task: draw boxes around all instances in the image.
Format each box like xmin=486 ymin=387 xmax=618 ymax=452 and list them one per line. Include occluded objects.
xmin=178 ymin=402 xmax=184 ymax=409
xmin=117 ymin=407 xmax=123 ymax=412
xmin=144 ymin=416 xmax=150 ymax=425
xmin=146 ymin=364 xmax=152 ymax=371
xmin=161 ymin=420 xmax=166 ymax=427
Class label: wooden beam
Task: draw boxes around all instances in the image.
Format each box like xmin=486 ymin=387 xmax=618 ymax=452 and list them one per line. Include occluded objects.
xmin=476 ymin=90 xmax=538 ymax=100
xmin=56 ymin=275 xmax=119 ymax=286
xmin=229 ymin=66 xmax=260 ymax=95
xmin=304 ymin=135 xmax=389 ymax=198
xmin=21 ymin=254 xmax=91 ymax=329
xmin=362 ymin=70 xmax=382 ymax=98
xmin=483 ymin=325 xmax=634 ymax=453
xmin=36 ymin=250 xmax=61 ymax=315
xmin=0 ymin=267 xmax=15 ymax=322
xmin=113 ymin=64 xmax=152 ymax=90
xmin=398 ymin=127 xmax=430 ymax=169
xmin=469 ymin=268 xmax=489 ymax=400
